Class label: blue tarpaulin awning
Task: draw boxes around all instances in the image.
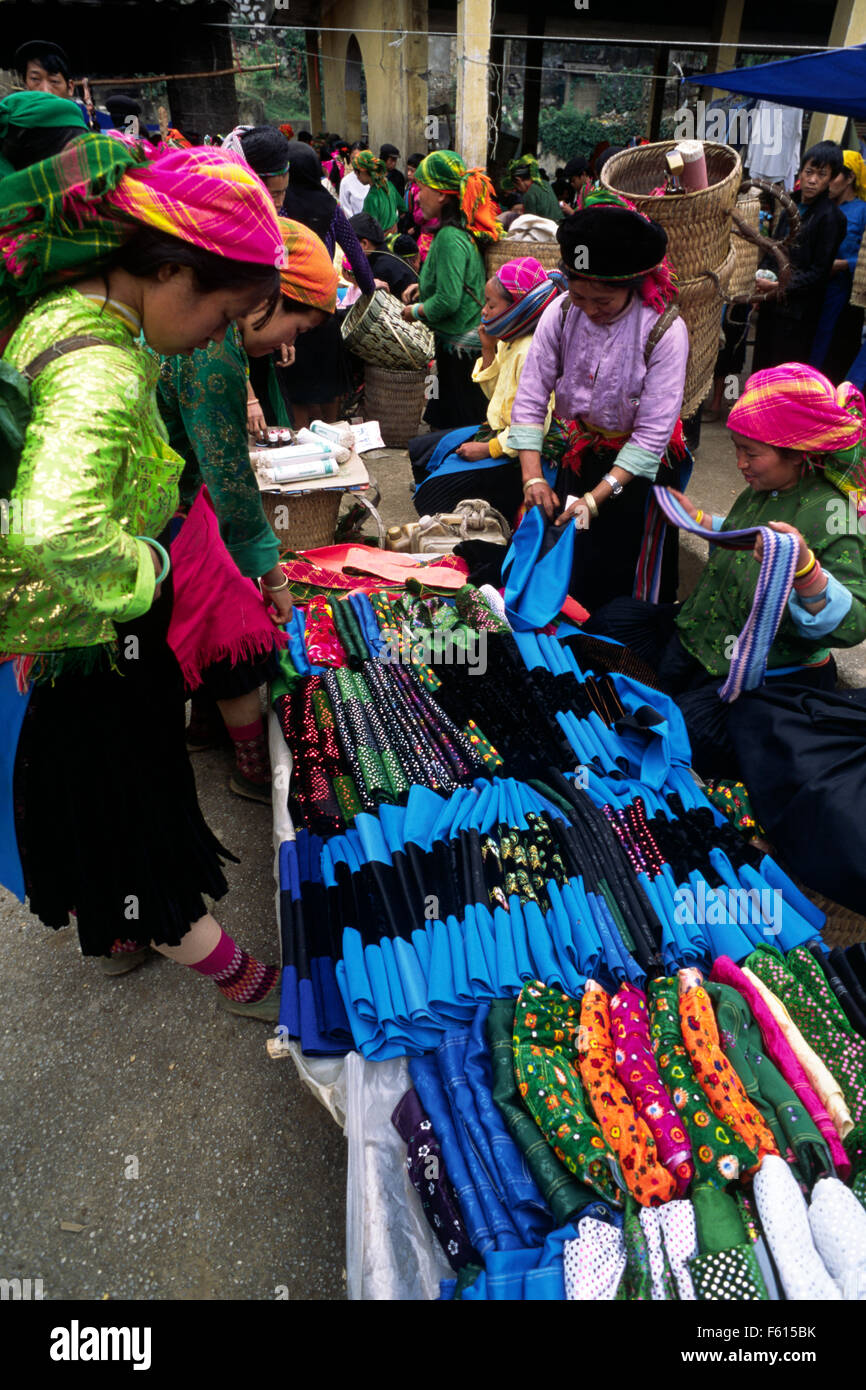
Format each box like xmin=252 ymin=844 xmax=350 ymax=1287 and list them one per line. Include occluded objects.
xmin=685 ymin=44 xmax=866 ymax=121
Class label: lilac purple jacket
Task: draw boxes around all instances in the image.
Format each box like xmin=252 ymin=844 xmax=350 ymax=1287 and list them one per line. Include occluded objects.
xmin=508 ymin=291 xmax=689 ymax=478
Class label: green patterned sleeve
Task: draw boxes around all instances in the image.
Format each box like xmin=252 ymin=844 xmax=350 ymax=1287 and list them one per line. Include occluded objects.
xmin=159 ymin=334 xmax=279 ymax=578
xmin=8 ymin=346 xmax=159 ymax=622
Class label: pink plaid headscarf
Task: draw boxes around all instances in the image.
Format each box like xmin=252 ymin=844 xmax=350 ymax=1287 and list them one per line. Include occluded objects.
xmin=495 ymin=256 xmax=550 ymax=300
xmin=105 ymin=146 xmax=286 ymax=268
xmin=728 ymin=363 xmax=866 ymax=507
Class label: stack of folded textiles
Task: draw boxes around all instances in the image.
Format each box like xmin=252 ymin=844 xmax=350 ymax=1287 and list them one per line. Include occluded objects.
xmin=268 ymin=574 xmax=866 ymax=1298
xmin=386 ymin=965 xmax=866 ymax=1301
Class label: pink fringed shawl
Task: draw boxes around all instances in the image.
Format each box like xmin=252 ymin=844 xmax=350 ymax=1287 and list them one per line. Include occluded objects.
xmin=709 ymin=955 xmax=850 ymax=1178
xmin=167 ymin=487 xmax=286 ymax=691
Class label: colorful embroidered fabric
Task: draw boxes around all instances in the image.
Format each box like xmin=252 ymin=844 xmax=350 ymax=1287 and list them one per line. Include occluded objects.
xmin=746 ymin=948 xmax=866 ymax=1173
xmin=512 ymin=982 xmax=624 ymax=1207
xmin=392 ymin=1086 xmax=479 ymax=1271
xmin=610 ymin=982 xmax=694 ymax=1194
xmin=648 ymin=976 xmax=759 ymax=1187
xmin=577 ymin=981 xmax=678 ymax=1207
xmin=300 ymin=598 xmax=347 ymax=667
xmin=703 ymin=780 xmax=760 ymax=834
xmin=677 ymin=967 xmax=779 ymax=1169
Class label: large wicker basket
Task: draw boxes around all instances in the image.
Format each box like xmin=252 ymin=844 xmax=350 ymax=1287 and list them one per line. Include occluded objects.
xmin=601 ymin=141 xmax=742 ymax=276
xmin=852 ymin=235 xmax=866 ymax=310
xmin=342 ymin=288 xmax=434 ymax=370
xmin=486 ymin=236 xmax=561 ymax=278
xmin=261 ymin=488 xmax=343 ymax=553
xmin=602 ymin=141 xmax=742 ymax=418
xmin=364 ymin=363 xmax=428 ymax=448
xmin=678 ymin=244 xmax=736 ymax=417
xmin=728 ymin=188 xmax=761 ymax=298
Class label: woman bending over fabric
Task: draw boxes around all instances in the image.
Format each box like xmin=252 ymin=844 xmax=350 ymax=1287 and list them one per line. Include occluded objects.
xmin=0 ymin=138 xmax=289 ymax=1015
xmin=276 ymin=139 xmax=376 ymax=429
xmin=157 ymin=218 xmax=338 ymax=802
xmin=510 ymin=189 xmax=690 ymax=612
xmin=584 ymin=364 xmax=866 ymax=780
xmin=410 ymin=256 xmax=564 ymax=519
xmin=218 ymin=124 xmax=292 ymax=436
xmin=400 ymin=150 xmax=502 ymax=429
xmin=350 ymin=150 xmax=402 ymax=236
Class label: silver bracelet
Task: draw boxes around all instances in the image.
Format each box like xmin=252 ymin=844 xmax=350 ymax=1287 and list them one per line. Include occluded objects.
xmin=262 ymin=572 xmax=290 ymax=593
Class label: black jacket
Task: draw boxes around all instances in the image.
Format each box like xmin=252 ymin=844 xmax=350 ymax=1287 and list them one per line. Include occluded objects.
xmin=368 ymin=249 xmax=418 ymax=299
xmin=767 ymin=190 xmax=846 ymax=319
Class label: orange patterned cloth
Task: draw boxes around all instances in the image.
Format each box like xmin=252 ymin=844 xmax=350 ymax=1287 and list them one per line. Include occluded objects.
xmin=677 ymin=967 xmax=779 ymax=1171
xmin=578 ymin=980 xmax=678 ymax=1207
xmin=278 ymin=217 xmax=338 ymax=312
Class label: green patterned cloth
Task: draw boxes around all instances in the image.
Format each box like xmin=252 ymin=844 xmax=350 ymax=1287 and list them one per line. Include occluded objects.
xmin=745 ymin=947 xmax=866 ymax=1174
xmin=687 ymin=1244 xmax=769 ymax=1300
xmin=512 ymin=981 xmax=624 ymax=1206
xmin=704 ymin=978 xmax=832 ymax=1185
xmin=615 ymin=1196 xmax=654 ymax=1300
xmin=486 ymin=998 xmax=606 ymax=1226
xmin=157 ymin=324 xmax=280 ymax=578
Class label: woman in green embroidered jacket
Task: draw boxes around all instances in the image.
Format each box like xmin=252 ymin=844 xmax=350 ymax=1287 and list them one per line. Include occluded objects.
xmin=157 ymin=216 xmax=337 ymax=802
xmin=400 ymin=150 xmax=503 ymax=428
xmin=0 ymin=137 xmax=296 ymax=1017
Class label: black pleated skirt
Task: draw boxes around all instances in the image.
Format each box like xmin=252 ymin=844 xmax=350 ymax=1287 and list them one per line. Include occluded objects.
xmin=13 ymin=580 xmax=233 ymax=956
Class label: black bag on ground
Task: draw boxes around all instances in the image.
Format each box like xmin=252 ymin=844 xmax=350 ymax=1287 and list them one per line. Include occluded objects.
xmin=729 ymin=683 xmax=866 ymax=913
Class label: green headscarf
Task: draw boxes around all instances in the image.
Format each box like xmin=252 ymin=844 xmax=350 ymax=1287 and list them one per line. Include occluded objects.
xmin=364 ymin=179 xmax=401 ymax=233
xmin=0 ymin=134 xmax=145 ymax=351
xmin=503 ymin=154 xmax=542 ymax=192
xmin=414 ymin=150 xmax=502 ymax=245
xmin=0 ymin=91 xmax=87 ymax=139
xmin=351 ymin=150 xmax=387 ymax=189
xmin=0 ymin=91 xmax=88 ymax=179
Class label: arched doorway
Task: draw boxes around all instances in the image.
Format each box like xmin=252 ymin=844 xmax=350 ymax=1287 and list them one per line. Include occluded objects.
xmin=345 ymin=35 xmax=368 ymax=142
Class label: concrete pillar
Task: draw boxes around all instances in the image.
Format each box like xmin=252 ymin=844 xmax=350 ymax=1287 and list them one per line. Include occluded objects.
xmin=709 ymin=0 xmax=745 ymax=101
xmin=807 ymin=0 xmax=866 ymax=145
xmin=319 ymin=0 xmax=428 ymax=158
xmin=455 ymin=0 xmax=492 ymax=168
xmin=522 ymin=21 xmax=544 ymax=156
xmin=305 ymin=30 xmax=323 ymax=134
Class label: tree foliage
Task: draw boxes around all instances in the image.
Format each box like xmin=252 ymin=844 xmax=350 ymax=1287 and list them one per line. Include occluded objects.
xmin=234 ymin=32 xmax=309 ymax=126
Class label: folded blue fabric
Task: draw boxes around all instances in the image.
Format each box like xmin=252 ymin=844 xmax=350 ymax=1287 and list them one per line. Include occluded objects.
xmin=503 ymin=507 xmax=575 ymax=631
xmin=0 ymin=661 xmax=31 ymax=901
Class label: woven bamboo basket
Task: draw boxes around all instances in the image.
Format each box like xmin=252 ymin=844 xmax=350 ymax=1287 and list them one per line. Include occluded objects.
xmin=364 ymin=363 xmax=428 ymax=448
xmin=260 ymin=487 xmax=343 ymax=554
xmin=678 ymin=243 xmax=736 ymax=419
xmin=486 ymin=236 xmax=562 ymax=279
xmin=601 ymin=142 xmax=741 ymax=418
xmin=600 ymin=141 xmax=742 ymax=278
xmin=342 ymin=288 xmax=434 ymax=370
xmin=852 ymin=235 xmax=866 ymax=310
xmin=728 ymin=188 xmax=761 ymax=298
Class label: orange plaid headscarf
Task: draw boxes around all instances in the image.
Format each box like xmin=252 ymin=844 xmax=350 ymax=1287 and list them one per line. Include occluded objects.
xmin=278 ymin=217 xmax=337 ymax=312
xmin=728 ymin=363 xmax=866 ymax=506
